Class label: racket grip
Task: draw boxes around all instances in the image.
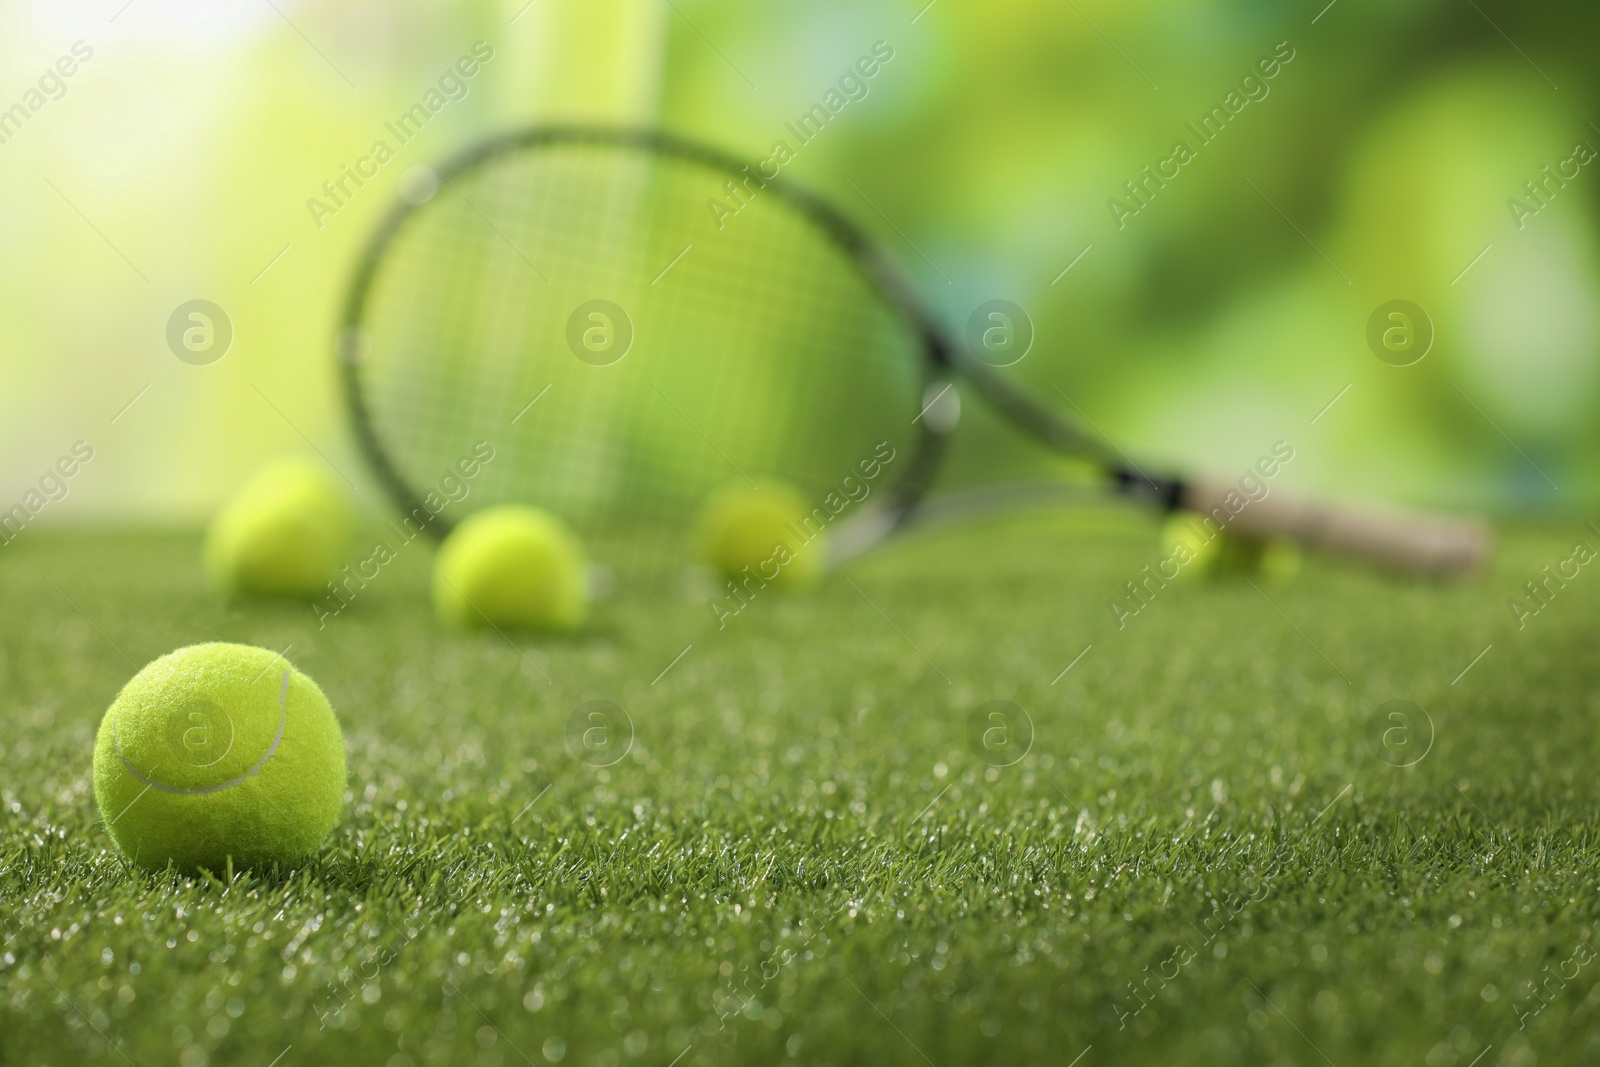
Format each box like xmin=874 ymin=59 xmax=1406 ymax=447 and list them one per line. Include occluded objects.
xmin=1178 ymin=478 xmax=1492 ymax=575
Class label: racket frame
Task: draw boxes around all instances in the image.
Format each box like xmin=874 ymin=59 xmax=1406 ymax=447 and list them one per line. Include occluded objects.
xmin=337 ymin=125 xmax=959 ymax=543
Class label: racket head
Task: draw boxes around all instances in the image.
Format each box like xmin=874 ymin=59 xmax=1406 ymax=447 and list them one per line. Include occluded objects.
xmin=337 ymin=127 xmax=951 ymax=583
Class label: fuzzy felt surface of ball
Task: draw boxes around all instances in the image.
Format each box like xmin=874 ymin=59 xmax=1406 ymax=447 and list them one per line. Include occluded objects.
xmin=92 ymin=643 xmax=347 ymax=873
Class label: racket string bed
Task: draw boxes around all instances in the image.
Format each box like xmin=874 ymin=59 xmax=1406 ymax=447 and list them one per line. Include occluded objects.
xmin=343 ymin=130 xmax=932 ymax=579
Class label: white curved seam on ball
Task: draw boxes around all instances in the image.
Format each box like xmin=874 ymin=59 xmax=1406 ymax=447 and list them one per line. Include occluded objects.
xmin=115 ymin=670 xmax=291 ymax=796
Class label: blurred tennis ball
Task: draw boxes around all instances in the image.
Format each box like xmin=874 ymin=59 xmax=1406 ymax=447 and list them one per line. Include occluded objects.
xmin=92 ymin=643 xmax=347 ymax=873
xmin=432 ymin=505 xmax=588 ymax=631
xmin=1162 ymin=511 xmax=1299 ymax=582
xmin=203 ymin=459 xmax=353 ymax=599
xmin=695 ymin=481 xmax=823 ymax=590
xmin=1162 ymin=511 xmax=1233 ymax=579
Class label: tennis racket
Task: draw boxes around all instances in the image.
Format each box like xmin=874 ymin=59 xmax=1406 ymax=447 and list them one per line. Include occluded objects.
xmin=336 ymin=126 xmax=1489 ymax=581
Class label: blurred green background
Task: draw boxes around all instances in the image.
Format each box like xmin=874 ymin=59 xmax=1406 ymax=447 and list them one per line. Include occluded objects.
xmin=3 ymin=0 xmax=1596 ymax=524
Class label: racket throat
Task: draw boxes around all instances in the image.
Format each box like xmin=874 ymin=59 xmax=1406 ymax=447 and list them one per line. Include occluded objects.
xmin=1113 ymin=468 xmax=1186 ymax=510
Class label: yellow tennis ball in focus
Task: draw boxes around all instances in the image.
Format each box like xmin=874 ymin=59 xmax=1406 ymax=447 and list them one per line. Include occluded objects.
xmin=432 ymin=505 xmax=588 ymax=631
xmin=696 ymin=481 xmax=823 ymax=589
xmin=204 ymin=459 xmax=353 ymax=599
xmin=92 ymin=643 xmax=347 ymax=873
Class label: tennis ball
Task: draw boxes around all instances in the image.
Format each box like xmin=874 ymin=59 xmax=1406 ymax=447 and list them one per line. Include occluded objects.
xmin=696 ymin=481 xmax=823 ymax=590
xmin=1162 ymin=510 xmax=1272 ymax=580
xmin=204 ymin=458 xmax=353 ymax=599
xmin=433 ymin=505 xmax=588 ymax=631
xmin=92 ymin=643 xmax=347 ymax=873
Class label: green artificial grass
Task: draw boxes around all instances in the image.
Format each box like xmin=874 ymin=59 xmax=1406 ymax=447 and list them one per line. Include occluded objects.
xmin=4 ymin=510 xmax=1600 ymax=1066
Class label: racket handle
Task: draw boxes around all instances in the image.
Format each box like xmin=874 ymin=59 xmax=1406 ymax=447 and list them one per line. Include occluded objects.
xmin=1178 ymin=478 xmax=1492 ymax=575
